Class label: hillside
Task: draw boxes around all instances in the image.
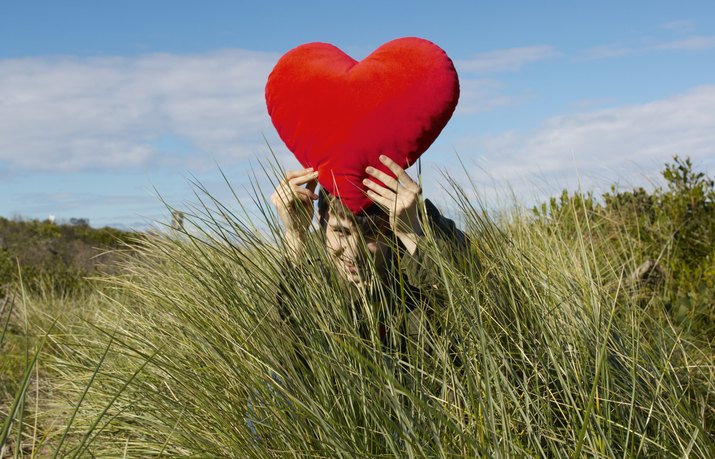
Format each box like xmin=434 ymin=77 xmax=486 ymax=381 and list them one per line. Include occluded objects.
xmin=0 ymin=217 xmax=136 ymax=294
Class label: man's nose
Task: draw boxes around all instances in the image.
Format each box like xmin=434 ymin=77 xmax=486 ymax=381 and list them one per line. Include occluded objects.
xmin=343 ymin=235 xmax=360 ymax=259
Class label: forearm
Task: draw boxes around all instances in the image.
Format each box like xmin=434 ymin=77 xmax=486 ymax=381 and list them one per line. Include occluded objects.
xmin=400 ymin=199 xmax=469 ymax=290
xmin=394 ymin=226 xmax=424 ymax=256
xmin=283 ymin=230 xmax=308 ymax=262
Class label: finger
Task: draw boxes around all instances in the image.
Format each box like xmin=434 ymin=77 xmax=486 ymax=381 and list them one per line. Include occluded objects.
xmin=275 ymin=191 xmax=312 ymax=211
xmin=275 ymin=184 xmax=314 ymax=202
xmin=365 ymin=166 xmax=399 ymax=191
xmin=292 ymin=187 xmax=318 ymax=200
xmin=379 ymin=155 xmax=419 ymax=190
xmin=378 ymin=155 xmax=407 ymax=180
xmin=294 ymin=193 xmax=314 ymax=207
xmin=363 ymin=178 xmax=396 ymax=199
xmin=273 ymin=189 xmax=294 ymax=206
xmin=366 ymin=189 xmax=394 ymax=209
xmin=289 ymin=170 xmax=319 ymax=186
xmin=285 ymin=167 xmax=313 ymax=180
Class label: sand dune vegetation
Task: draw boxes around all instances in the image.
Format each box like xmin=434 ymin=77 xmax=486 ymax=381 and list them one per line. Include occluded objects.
xmin=2 ymin=157 xmax=713 ymax=457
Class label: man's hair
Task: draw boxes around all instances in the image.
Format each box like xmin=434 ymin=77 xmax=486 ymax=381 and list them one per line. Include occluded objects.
xmin=317 ymin=187 xmax=391 ymax=237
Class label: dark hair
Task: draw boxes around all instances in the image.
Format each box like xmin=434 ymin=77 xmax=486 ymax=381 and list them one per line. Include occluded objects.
xmin=317 ymin=187 xmax=391 ymax=237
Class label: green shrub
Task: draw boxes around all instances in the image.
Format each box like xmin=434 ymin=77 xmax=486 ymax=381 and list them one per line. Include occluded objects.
xmin=535 ymin=156 xmax=715 ymax=342
xmin=0 ymin=217 xmax=135 ymax=296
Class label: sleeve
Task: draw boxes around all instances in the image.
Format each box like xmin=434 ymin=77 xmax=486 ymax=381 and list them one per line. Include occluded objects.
xmin=399 ymin=199 xmax=469 ymax=291
xmin=396 ymin=200 xmax=471 ymax=342
xmin=274 ymin=254 xmax=312 ymax=324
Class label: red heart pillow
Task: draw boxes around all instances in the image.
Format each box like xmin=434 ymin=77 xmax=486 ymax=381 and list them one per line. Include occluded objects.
xmin=265 ymin=37 xmax=459 ymax=213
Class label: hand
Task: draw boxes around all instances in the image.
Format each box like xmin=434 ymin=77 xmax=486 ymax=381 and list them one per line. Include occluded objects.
xmin=271 ymin=167 xmax=319 ymax=237
xmin=363 ymin=155 xmax=423 ymax=254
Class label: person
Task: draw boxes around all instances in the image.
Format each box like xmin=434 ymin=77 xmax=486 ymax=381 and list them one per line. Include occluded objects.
xmin=270 ymin=154 xmax=467 ymax=345
xmin=246 ymin=155 xmax=467 ymax=442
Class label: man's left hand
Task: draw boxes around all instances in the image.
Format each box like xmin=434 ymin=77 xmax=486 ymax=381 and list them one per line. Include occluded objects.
xmin=364 ymin=155 xmax=423 ymax=254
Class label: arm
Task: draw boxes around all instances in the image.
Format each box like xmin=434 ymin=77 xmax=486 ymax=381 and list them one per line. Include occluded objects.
xmin=399 ymin=199 xmax=469 ymax=291
xmin=270 ymin=167 xmax=319 ymax=262
xmin=363 ymin=155 xmax=469 ymax=290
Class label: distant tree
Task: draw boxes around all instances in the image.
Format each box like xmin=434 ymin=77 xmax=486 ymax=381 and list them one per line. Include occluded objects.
xmin=69 ymin=218 xmax=90 ymax=227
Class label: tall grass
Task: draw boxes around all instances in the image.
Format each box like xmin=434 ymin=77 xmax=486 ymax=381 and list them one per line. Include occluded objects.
xmin=1 ymin=276 xmax=107 ymax=457
xmin=5 ymin=172 xmax=714 ymax=457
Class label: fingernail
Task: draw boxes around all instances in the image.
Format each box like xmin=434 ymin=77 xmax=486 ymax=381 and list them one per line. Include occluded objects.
xmin=380 ymin=155 xmax=387 ymax=160
xmin=307 ymin=167 xmax=313 ymax=171
xmin=366 ymin=167 xmax=374 ymax=173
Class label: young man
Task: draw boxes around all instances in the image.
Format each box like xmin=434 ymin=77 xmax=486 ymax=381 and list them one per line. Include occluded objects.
xmin=271 ymin=155 xmax=465 ymax=279
xmin=247 ymin=156 xmax=467 ymax=441
xmin=271 ymin=155 xmax=467 ymax=342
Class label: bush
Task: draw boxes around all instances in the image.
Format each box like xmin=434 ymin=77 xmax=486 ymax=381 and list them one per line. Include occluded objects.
xmin=535 ymin=156 xmax=715 ymax=342
xmin=0 ymin=217 xmax=135 ymax=296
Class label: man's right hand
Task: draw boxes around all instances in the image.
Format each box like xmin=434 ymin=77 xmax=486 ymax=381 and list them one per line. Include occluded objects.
xmin=270 ymin=168 xmax=319 ymax=237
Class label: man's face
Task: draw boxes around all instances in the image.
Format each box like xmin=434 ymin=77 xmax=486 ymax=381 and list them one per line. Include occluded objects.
xmin=325 ymin=211 xmax=391 ymax=285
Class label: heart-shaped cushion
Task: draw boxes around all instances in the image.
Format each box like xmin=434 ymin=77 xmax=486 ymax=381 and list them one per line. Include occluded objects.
xmin=265 ymin=37 xmax=459 ymax=214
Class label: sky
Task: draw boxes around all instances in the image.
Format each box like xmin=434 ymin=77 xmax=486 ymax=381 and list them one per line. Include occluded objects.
xmin=1 ymin=1 xmax=714 ymax=229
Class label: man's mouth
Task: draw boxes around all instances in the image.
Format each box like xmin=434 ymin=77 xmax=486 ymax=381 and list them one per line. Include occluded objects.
xmin=341 ymin=260 xmax=358 ymax=274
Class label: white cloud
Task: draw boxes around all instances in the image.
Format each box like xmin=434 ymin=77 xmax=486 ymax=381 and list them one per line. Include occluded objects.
xmin=0 ymin=47 xmax=551 ymax=175
xmin=0 ymin=46 xmax=554 ymax=175
xmin=455 ymin=45 xmax=560 ymax=74
xmin=568 ymin=98 xmax=617 ymax=110
xmin=448 ymin=85 xmax=715 ymax=202
xmin=582 ymin=35 xmax=715 ymax=60
xmin=16 ymin=190 xmax=152 ymax=214
xmin=659 ymin=20 xmax=696 ymax=32
xmin=653 ymin=35 xmax=715 ymax=51
xmin=581 ymin=44 xmax=636 ymax=60
xmin=0 ymin=50 xmax=280 ymax=172
xmin=452 ymin=47 xmax=557 ymax=115
xmin=454 ymin=78 xmax=522 ymax=115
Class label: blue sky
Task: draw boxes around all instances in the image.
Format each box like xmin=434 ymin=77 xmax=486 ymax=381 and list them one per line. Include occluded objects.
xmin=1 ymin=1 xmax=714 ymax=228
